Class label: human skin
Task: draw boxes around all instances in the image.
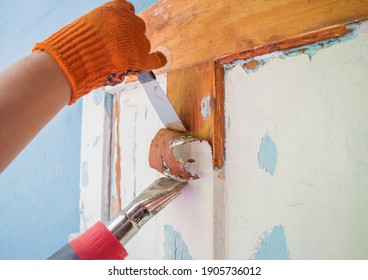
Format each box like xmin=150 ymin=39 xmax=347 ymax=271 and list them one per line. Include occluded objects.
xmin=0 ymin=51 xmax=71 ymax=172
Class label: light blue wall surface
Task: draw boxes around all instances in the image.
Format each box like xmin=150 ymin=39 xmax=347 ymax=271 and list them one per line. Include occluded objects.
xmin=0 ymin=0 xmax=158 ymax=260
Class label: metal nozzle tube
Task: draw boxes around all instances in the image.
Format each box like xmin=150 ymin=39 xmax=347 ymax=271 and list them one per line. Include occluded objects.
xmin=106 ymin=177 xmax=187 ymax=245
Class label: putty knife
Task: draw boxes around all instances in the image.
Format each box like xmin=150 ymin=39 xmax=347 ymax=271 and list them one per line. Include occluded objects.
xmin=138 ymin=71 xmax=186 ymax=132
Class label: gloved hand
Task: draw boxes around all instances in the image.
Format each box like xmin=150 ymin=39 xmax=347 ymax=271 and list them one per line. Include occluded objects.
xmin=33 ymin=0 xmax=167 ymax=104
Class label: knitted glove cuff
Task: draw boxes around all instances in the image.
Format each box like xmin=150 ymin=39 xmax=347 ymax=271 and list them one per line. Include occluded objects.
xmin=33 ymin=20 xmax=106 ymax=104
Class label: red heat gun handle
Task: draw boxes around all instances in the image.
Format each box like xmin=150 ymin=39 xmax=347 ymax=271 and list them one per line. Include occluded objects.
xmin=48 ymin=222 xmax=128 ymax=260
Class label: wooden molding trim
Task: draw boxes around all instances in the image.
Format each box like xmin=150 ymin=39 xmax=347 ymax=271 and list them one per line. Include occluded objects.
xmin=139 ymin=0 xmax=367 ymax=170
xmin=219 ymin=25 xmax=353 ymax=64
xmin=140 ymin=0 xmax=368 ymax=72
xmin=167 ymin=61 xmax=224 ymax=169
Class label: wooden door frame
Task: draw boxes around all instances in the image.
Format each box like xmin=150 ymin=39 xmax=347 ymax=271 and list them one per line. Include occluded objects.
xmin=79 ymin=0 xmax=368 ymax=252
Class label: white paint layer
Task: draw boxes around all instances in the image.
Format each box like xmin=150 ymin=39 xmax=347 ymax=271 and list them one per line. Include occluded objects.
xmin=109 ymin=76 xmax=217 ymax=259
xmin=79 ymin=89 xmax=112 ymax=230
xmin=110 ymin=77 xmax=165 ymax=259
xmin=225 ymin=27 xmax=368 ymax=259
xmin=80 ymin=22 xmax=368 ymax=260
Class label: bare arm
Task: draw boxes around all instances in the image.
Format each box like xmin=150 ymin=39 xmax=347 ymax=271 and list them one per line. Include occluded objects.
xmin=0 ymin=0 xmax=166 ymax=173
xmin=0 ymin=51 xmax=71 ymax=172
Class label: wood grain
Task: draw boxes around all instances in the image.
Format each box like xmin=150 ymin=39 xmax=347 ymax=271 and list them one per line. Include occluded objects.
xmin=219 ymin=25 xmax=353 ymax=64
xmin=140 ymin=0 xmax=368 ymax=72
xmin=167 ymin=61 xmax=224 ymax=169
xmin=139 ymin=0 xmax=367 ymax=170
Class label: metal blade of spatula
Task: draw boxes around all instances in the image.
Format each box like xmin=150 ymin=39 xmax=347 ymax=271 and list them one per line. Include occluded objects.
xmin=138 ymin=71 xmax=186 ymax=132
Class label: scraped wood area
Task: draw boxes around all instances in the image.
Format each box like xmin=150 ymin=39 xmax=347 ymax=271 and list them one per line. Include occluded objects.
xmin=167 ymin=61 xmax=224 ymax=169
xmin=140 ymin=0 xmax=368 ymax=72
xmin=136 ymin=0 xmax=368 ymax=171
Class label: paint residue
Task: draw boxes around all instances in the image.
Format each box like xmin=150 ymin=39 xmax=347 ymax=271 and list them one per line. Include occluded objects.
xmin=224 ymin=55 xmax=273 ymax=74
xmin=104 ymin=93 xmax=112 ymax=118
xmin=224 ymin=22 xmax=362 ymax=74
xmin=242 ymin=58 xmax=271 ymax=73
xmin=258 ymin=133 xmax=277 ymax=175
xmin=164 ymin=225 xmax=193 ymax=260
xmin=114 ymin=100 xmax=122 ymax=212
xmin=200 ymin=95 xmax=211 ymax=119
xmin=243 ymin=60 xmax=260 ymax=70
xmin=93 ymin=89 xmax=104 ymax=105
xmin=149 ymin=128 xmax=199 ymax=180
xmin=251 ymin=225 xmax=290 ymax=260
xmin=279 ymin=24 xmax=358 ymax=61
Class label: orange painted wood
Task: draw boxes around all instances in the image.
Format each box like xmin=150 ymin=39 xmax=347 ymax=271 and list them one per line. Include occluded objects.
xmin=167 ymin=61 xmax=224 ymax=169
xmin=140 ymin=0 xmax=368 ymax=72
xmin=219 ymin=25 xmax=353 ymax=64
xmin=138 ymin=0 xmax=367 ymax=170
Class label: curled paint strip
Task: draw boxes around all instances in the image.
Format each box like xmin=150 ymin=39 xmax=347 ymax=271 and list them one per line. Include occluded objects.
xmin=149 ymin=128 xmax=200 ymax=180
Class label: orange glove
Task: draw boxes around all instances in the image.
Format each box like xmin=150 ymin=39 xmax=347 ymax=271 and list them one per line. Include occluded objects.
xmin=33 ymin=0 xmax=167 ymax=104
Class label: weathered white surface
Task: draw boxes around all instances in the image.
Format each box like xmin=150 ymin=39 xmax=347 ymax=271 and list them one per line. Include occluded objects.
xmin=163 ymin=140 xmax=216 ymax=259
xmin=108 ymin=76 xmax=218 ymax=259
xmin=79 ymin=89 xmax=112 ymax=230
xmin=225 ymin=25 xmax=368 ymax=259
xmin=80 ymin=22 xmax=368 ymax=260
xmin=110 ymin=77 xmax=164 ymax=259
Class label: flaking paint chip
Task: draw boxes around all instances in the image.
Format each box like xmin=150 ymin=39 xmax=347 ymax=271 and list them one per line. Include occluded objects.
xmin=149 ymin=128 xmax=201 ymax=181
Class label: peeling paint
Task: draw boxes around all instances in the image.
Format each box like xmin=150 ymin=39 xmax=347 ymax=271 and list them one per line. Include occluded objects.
xmin=200 ymin=95 xmax=211 ymax=119
xmin=93 ymin=89 xmax=104 ymax=105
xmin=225 ymin=54 xmax=276 ymax=74
xmin=149 ymin=128 xmax=200 ymax=180
xmin=172 ymin=140 xmax=211 ymax=179
xmin=251 ymin=225 xmax=290 ymax=260
xmin=349 ymin=20 xmax=368 ymax=35
xmin=280 ymin=24 xmax=358 ymax=61
xmin=258 ymin=133 xmax=277 ymax=175
xmin=225 ymin=21 xmax=364 ymax=75
xmin=242 ymin=58 xmax=271 ymax=73
xmin=114 ymin=100 xmax=122 ymax=212
xmin=104 ymin=93 xmax=112 ymax=118
xmin=170 ymin=135 xmax=199 ymax=147
xmin=164 ymin=225 xmax=193 ymax=260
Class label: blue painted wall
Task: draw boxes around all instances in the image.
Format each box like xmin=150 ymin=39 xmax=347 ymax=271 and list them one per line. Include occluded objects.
xmin=0 ymin=0 xmax=158 ymax=260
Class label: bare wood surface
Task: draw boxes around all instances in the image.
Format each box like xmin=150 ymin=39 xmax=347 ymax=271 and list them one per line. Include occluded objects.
xmin=167 ymin=61 xmax=224 ymax=169
xmin=140 ymin=0 xmax=368 ymax=71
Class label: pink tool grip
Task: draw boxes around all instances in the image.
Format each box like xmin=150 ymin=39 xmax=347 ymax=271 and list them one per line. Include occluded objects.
xmin=69 ymin=222 xmax=128 ymax=260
